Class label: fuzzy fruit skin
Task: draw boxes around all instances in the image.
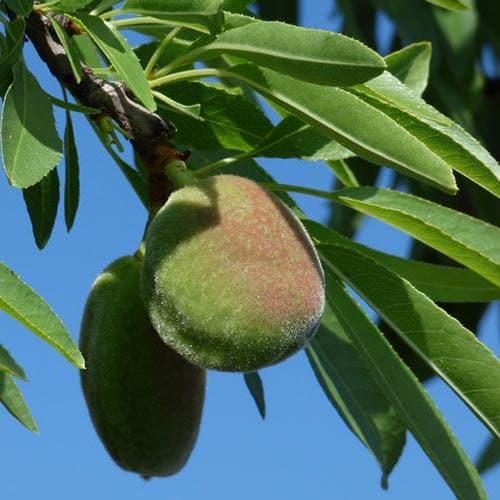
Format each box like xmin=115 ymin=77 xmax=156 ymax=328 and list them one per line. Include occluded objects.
xmin=80 ymin=256 xmax=205 ymax=479
xmin=141 ymin=174 xmax=325 ymax=372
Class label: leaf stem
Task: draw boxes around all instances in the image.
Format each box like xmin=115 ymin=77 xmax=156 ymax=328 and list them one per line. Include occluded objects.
xmin=152 ymin=90 xmax=202 ymax=119
xmin=149 ymin=67 xmax=229 ymax=88
xmin=262 ymin=182 xmax=340 ymax=202
xmin=194 ymin=150 xmax=257 ymax=178
xmin=145 ymin=27 xmax=182 ymax=78
xmin=152 ymin=45 xmax=210 ymax=79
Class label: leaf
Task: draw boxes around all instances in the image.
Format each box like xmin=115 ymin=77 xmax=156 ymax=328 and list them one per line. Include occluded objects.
xmin=204 ymin=20 xmax=386 ymax=86
xmin=307 ymin=297 xmax=406 ymax=487
xmin=254 ymin=115 xmax=354 ymax=162
xmin=1 ymin=62 xmax=62 ymax=189
xmin=385 ymin=42 xmax=432 ymax=97
xmin=0 ymin=344 xmax=26 ymax=380
xmin=350 ymin=72 xmax=500 ymax=198
xmin=73 ymin=33 xmax=103 ymax=69
xmin=322 ymin=274 xmax=486 ymax=500
xmin=158 ymin=81 xmax=273 ymax=151
xmin=52 ymin=0 xmax=96 ymax=11
xmin=22 ymin=168 xmax=60 ymax=250
xmin=123 ymin=0 xmax=224 ymax=34
xmin=49 ymin=17 xmax=84 ymax=84
xmin=316 ymin=240 xmax=500 ymax=439
xmin=222 ymin=0 xmax=252 ymax=12
xmin=0 ymin=373 xmax=37 ymax=432
xmin=243 ymin=372 xmax=265 ymax=419
xmin=305 ymin=220 xmax=500 ymax=303
xmin=0 ymin=262 xmax=85 ymax=369
xmin=425 ymin=0 xmax=472 ymax=11
xmin=4 ymin=0 xmax=32 ymax=16
xmin=72 ymin=13 xmax=156 ymax=111
xmin=332 ymin=187 xmax=500 ymax=288
xmin=228 ymin=64 xmax=457 ymax=193
xmin=63 ymin=110 xmax=80 ymax=231
xmin=0 ymin=18 xmax=25 ymax=97
xmin=326 ymin=160 xmax=360 ymax=188
xmin=477 ymin=437 xmax=500 ymax=474
xmin=49 ymin=95 xmax=100 ymax=115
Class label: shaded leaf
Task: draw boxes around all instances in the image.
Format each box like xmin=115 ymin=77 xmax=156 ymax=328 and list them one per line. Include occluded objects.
xmin=0 ymin=372 xmax=37 ymax=432
xmin=158 ymin=81 xmax=273 ymax=151
xmin=477 ymin=437 xmax=500 ymax=475
xmin=204 ymin=20 xmax=386 ymax=86
xmin=0 ymin=344 xmax=26 ymax=380
xmin=308 ymin=296 xmax=406 ymax=487
xmin=243 ymin=372 xmax=265 ymax=419
xmin=0 ymin=18 xmax=25 ymax=97
xmin=4 ymin=0 xmax=32 ymax=16
xmin=1 ymin=61 xmax=63 ymax=188
xmin=64 ymin=110 xmax=80 ymax=231
xmin=254 ymin=115 xmax=354 ymax=162
xmin=72 ymin=13 xmax=156 ymax=111
xmin=22 ymin=168 xmax=60 ymax=250
xmin=322 ymin=274 xmax=486 ymax=500
xmin=0 ymin=262 xmax=85 ymax=368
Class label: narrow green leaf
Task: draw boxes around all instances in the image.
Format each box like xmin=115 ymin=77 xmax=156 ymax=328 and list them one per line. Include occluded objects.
xmin=64 ymin=110 xmax=80 ymax=231
xmin=228 ymin=65 xmax=457 ymax=193
xmin=0 ymin=373 xmax=37 ymax=432
xmin=50 ymin=17 xmax=84 ymax=84
xmin=73 ymin=33 xmax=103 ymax=69
xmin=425 ymin=0 xmax=472 ymax=11
xmin=270 ymin=183 xmax=500 ymax=289
xmin=305 ymin=220 xmax=500 ymax=303
xmin=333 ymin=187 xmax=500 ymax=287
xmin=254 ymin=115 xmax=354 ymax=162
xmin=123 ymin=0 xmax=224 ymax=34
xmin=316 ymin=240 xmax=500 ymax=438
xmin=385 ymin=42 xmax=432 ymax=97
xmin=243 ymin=372 xmax=265 ymax=419
xmin=322 ymin=275 xmax=486 ymax=499
xmin=326 ymin=160 xmax=359 ymax=188
xmin=204 ymin=20 xmax=386 ymax=86
xmin=0 ymin=262 xmax=85 ymax=369
xmin=157 ymin=81 xmax=273 ymax=151
xmin=0 ymin=344 xmax=26 ymax=380
xmin=72 ymin=13 xmax=156 ymax=111
xmin=49 ymin=95 xmax=100 ymax=115
xmin=1 ymin=61 xmax=63 ymax=188
xmin=4 ymin=0 xmax=32 ymax=16
xmin=350 ymin=72 xmax=500 ymax=198
xmin=53 ymin=0 xmax=96 ymax=11
xmin=22 ymin=168 xmax=60 ymax=250
xmin=307 ymin=299 xmax=406 ymax=487
xmin=477 ymin=437 xmax=500 ymax=474
xmin=0 ymin=18 xmax=25 ymax=97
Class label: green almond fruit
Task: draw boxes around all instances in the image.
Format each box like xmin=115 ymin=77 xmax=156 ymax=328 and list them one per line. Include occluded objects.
xmin=141 ymin=174 xmax=325 ymax=372
xmin=80 ymin=255 xmax=206 ymax=479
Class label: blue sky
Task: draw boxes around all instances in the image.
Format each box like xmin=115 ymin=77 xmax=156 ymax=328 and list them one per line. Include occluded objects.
xmin=0 ymin=1 xmax=498 ymax=499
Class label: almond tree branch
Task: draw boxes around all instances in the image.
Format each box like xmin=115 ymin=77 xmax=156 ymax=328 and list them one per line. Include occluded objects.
xmin=24 ymin=10 xmax=184 ymax=212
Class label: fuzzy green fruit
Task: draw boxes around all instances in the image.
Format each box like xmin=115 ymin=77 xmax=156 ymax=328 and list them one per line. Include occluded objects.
xmin=80 ymin=255 xmax=205 ymax=479
xmin=141 ymin=174 xmax=325 ymax=372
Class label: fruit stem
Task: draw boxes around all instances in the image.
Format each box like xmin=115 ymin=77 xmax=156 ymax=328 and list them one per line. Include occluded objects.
xmin=165 ymin=160 xmax=198 ymax=189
